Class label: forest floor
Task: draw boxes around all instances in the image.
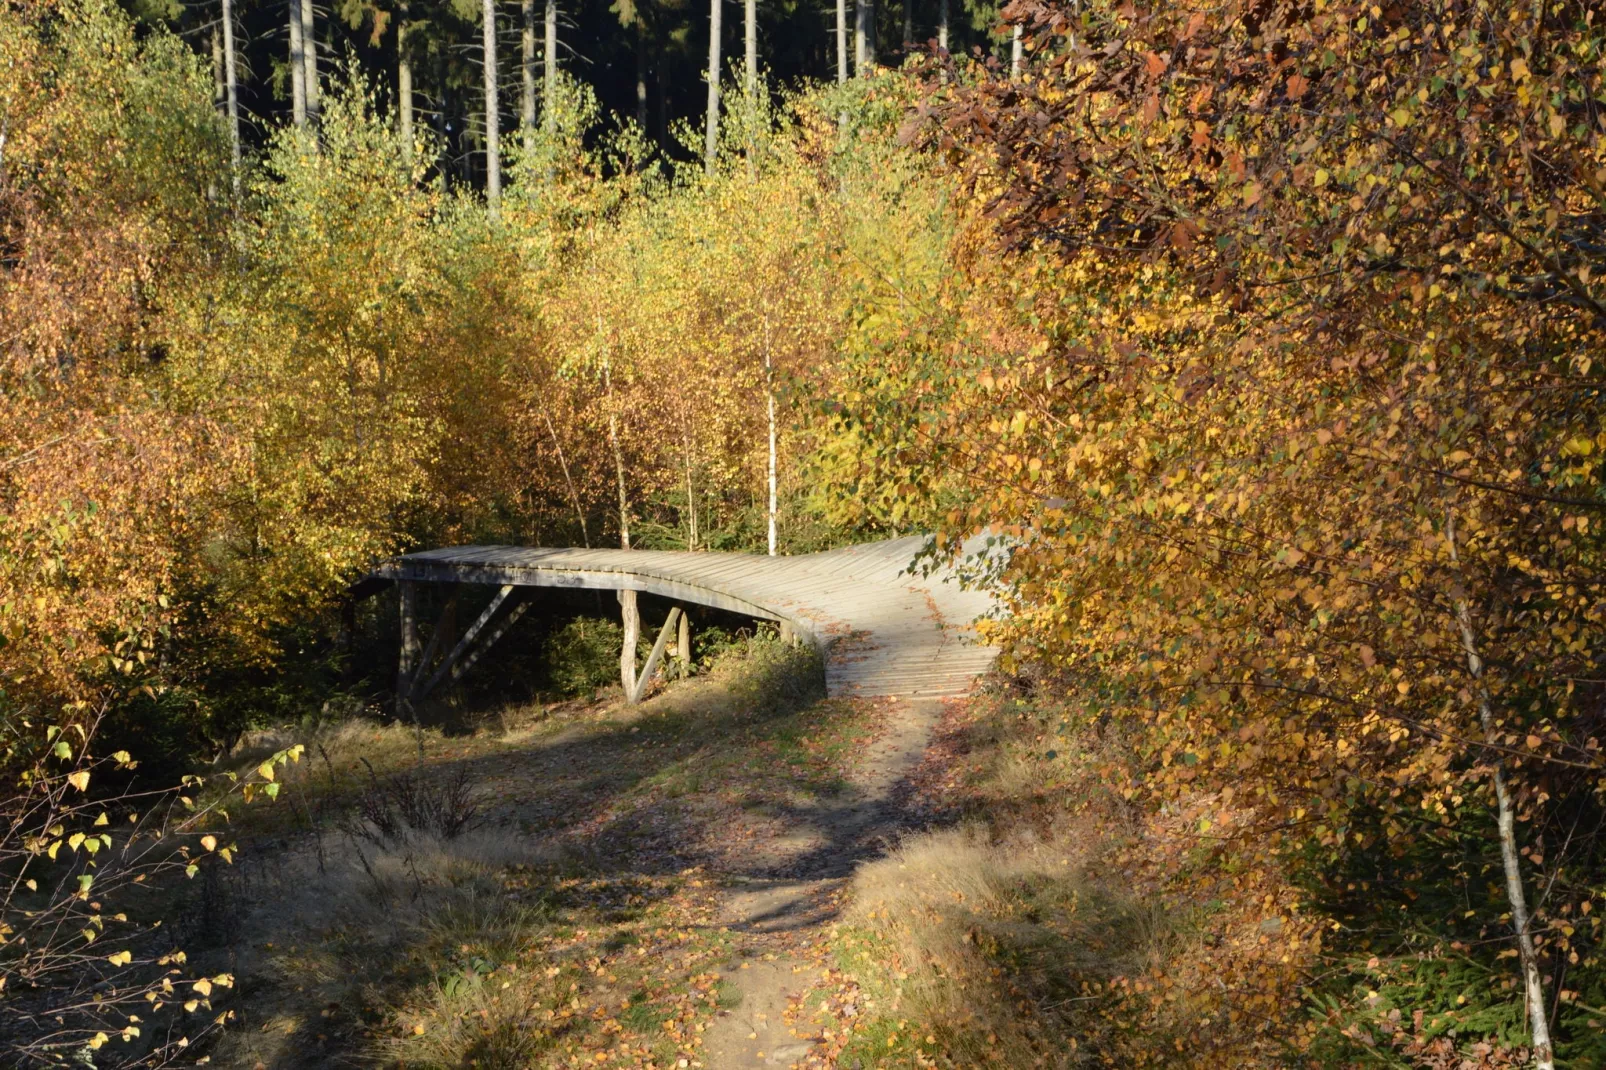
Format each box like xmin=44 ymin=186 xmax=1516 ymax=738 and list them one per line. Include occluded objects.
xmin=196 ymin=645 xmax=960 ymax=1069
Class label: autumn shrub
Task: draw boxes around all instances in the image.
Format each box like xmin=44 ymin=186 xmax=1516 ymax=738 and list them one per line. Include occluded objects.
xmin=544 ymin=616 xmax=632 ymax=696
xmin=717 ymin=630 xmax=826 ymax=716
xmin=0 ymin=708 xmax=301 ymax=1065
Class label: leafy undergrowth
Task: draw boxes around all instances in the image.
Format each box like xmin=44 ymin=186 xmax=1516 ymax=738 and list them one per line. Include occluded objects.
xmin=826 ymin=686 xmax=1319 ymax=1068
xmin=193 ymin=633 xmax=885 ymax=1068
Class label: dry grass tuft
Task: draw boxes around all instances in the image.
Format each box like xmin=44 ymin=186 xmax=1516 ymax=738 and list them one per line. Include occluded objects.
xmin=840 ymin=825 xmax=1159 ymax=1067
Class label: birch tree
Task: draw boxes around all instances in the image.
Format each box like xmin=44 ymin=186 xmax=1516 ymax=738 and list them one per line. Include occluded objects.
xmin=220 ymin=0 xmax=239 ymax=189
xmin=397 ymin=0 xmax=413 ymax=156
xmin=520 ymin=0 xmax=536 ymax=143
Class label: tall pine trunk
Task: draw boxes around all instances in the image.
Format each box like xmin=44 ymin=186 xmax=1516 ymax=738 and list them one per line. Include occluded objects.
xmin=482 ymin=0 xmax=501 ymax=216
xmin=1446 ymin=512 xmax=1556 ymax=1069
xmin=521 ymin=0 xmax=537 ymax=144
xmin=221 ymin=0 xmax=240 ymax=191
xmin=211 ymin=25 xmax=224 ymax=110
xmin=744 ymin=0 xmax=756 ymax=96
xmin=703 ymin=0 xmax=721 ymax=170
xmin=835 ymin=0 xmax=847 ymax=82
xmin=636 ymin=19 xmax=648 ymax=128
xmin=398 ymin=1 xmax=414 ymax=159
xmin=289 ymin=0 xmax=306 ymax=127
xmin=854 ymin=0 xmax=870 ymax=74
xmin=543 ymin=0 xmax=558 ymax=129
xmin=301 ymin=0 xmax=319 ymax=122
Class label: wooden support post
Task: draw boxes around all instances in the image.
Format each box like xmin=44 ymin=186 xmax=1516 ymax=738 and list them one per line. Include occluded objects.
xmin=627 ymin=607 xmax=682 ymax=704
xmin=779 ymin=620 xmax=796 ymax=646
xmin=677 ymin=610 xmax=691 ymax=679
xmin=409 ymin=586 xmax=461 ymax=699
xmin=397 ymin=581 xmax=420 ymax=717
xmin=619 ymin=589 xmax=640 ymax=694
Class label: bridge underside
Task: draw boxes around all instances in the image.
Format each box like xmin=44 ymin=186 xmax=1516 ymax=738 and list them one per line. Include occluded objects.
xmin=357 ymin=537 xmax=999 ymax=708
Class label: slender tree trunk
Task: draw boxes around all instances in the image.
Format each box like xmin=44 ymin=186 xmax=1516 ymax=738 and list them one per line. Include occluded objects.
xmin=398 ymin=2 xmax=414 ymax=159
xmin=521 ymin=0 xmax=537 ymax=146
xmin=221 ymin=0 xmax=240 ymax=192
xmin=835 ymin=0 xmax=847 ymax=83
xmin=636 ymin=19 xmax=648 ymax=128
xmin=1010 ymin=22 xmax=1023 ymax=76
xmin=704 ymin=0 xmax=721 ymax=170
xmin=765 ymin=350 xmax=777 ymax=557
xmin=744 ymin=0 xmax=756 ymax=96
xmin=301 ymin=0 xmax=319 ymax=122
xmin=681 ymin=423 xmax=698 ymax=551
xmin=289 ymin=0 xmax=307 ymax=127
xmin=854 ymin=0 xmax=870 ymax=74
xmin=901 ymin=0 xmax=911 ymax=48
xmin=482 ymin=0 xmax=501 ymax=217
xmin=937 ymin=0 xmax=947 ymax=50
xmin=212 ymin=25 xmax=225 ymax=109
xmin=604 ymin=362 xmax=639 ymax=693
xmin=1446 ymin=511 xmax=1555 ymax=1070
xmin=542 ymin=409 xmax=589 ymax=548
xmin=543 ymin=0 xmax=558 ymax=129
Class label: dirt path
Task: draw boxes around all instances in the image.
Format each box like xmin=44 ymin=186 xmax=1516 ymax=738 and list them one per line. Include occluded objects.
xmin=701 ymin=698 xmax=945 ymax=1069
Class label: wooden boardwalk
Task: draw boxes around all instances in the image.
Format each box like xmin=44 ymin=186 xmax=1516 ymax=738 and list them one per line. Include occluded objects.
xmin=374 ymin=536 xmax=998 ymax=699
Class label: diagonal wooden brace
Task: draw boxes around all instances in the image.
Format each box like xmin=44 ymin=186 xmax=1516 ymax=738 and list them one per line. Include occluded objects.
xmin=415 ymin=585 xmax=520 ymax=700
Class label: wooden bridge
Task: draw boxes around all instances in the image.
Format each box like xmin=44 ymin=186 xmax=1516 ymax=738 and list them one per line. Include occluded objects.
xmin=361 ymin=535 xmax=999 ymax=704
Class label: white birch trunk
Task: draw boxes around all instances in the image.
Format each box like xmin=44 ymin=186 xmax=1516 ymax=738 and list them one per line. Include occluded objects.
xmin=541 ymin=409 xmax=589 ymax=548
xmin=1446 ymin=512 xmax=1555 ymax=1070
xmin=682 ymin=425 xmax=698 ymax=551
xmin=289 ymin=0 xmax=306 ymax=127
xmin=704 ymin=0 xmax=722 ymax=170
xmin=1010 ymin=22 xmax=1023 ymax=76
xmin=937 ymin=0 xmax=947 ymax=51
xmin=766 ymin=374 xmax=777 ymax=557
xmin=604 ymin=362 xmax=639 ymax=693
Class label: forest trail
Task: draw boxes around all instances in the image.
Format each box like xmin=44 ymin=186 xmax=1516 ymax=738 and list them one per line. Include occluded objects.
xmin=701 ymin=697 xmax=947 ymax=1069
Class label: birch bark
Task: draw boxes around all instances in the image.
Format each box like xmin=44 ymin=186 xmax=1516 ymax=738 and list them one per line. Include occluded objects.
xmin=1446 ymin=511 xmax=1555 ymax=1070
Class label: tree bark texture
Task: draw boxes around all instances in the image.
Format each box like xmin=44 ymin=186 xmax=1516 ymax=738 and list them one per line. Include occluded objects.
xmin=301 ymin=0 xmax=319 ymax=122
xmin=854 ymin=0 xmax=870 ymax=75
xmin=398 ymin=2 xmax=414 ymax=158
xmin=704 ymin=0 xmax=721 ymax=170
xmin=744 ymin=0 xmax=756 ymax=96
xmin=835 ymin=0 xmax=847 ymax=83
xmin=543 ymin=0 xmax=558 ymax=129
xmin=221 ymin=0 xmax=241 ymax=191
xmin=482 ymin=0 xmax=501 ymax=216
xmin=289 ymin=0 xmax=306 ymax=127
xmin=522 ymin=0 xmax=538 ymax=143
xmin=605 ymin=362 xmax=639 ymax=693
